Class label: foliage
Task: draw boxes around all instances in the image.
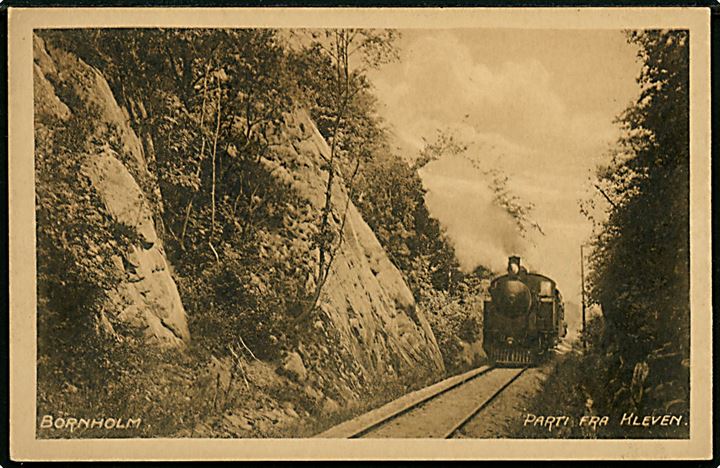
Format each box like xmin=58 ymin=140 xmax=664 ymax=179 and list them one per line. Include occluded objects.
xmin=513 ymin=317 xmax=688 ymax=439
xmin=40 ymin=29 xmax=318 ymax=361
xmin=352 ymin=151 xmax=465 ymax=296
xmin=421 ymin=289 xmax=484 ymax=374
xmin=289 ymin=29 xmax=400 ymax=318
xmin=414 ymin=129 xmax=468 ymax=171
xmin=485 ymin=168 xmax=545 ymax=237
xmin=584 ymin=30 xmax=690 ymax=419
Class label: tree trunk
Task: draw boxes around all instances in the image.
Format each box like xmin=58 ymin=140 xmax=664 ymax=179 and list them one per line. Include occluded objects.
xmin=180 ymin=63 xmax=211 ymax=247
xmin=210 ymin=85 xmax=222 ymax=236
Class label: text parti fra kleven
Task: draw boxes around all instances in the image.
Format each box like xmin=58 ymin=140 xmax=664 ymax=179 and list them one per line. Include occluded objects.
xmin=524 ymin=412 xmax=684 ymax=431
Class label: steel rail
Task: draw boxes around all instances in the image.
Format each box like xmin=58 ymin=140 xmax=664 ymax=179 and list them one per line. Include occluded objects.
xmin=442 ymin=366 xmax=528 ymax=438
xmin=344 ymin=365 xmax=496 ymax=438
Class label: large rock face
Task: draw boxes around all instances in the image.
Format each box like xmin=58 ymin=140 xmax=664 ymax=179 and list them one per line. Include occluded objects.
xmin=34 ymin=32 xmax=444 ymax=405
xmin=262 ymin=111 xmax=445 ymax=400
xmin=34 ymin=35 xmax=189 ymax=347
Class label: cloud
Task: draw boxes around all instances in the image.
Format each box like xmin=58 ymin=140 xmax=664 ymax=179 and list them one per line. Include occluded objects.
xmin=368 ymin=30 xmax=637 ymax=304
xmin=372 ymin=32 xmax=618 ymax=162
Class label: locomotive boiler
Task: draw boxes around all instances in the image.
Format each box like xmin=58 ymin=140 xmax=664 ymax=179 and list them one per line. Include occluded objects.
xmin=483 ymin=256 xmax=566 ymax=366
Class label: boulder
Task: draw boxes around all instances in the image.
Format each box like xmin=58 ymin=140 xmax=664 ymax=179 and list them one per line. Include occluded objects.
xmin=322 ymin=397 xmax=340 ymax=413
xmin=303 ymin=385 xmax=324 ymax=402
xmin=280 ymin=352 xmax=308 ymax=383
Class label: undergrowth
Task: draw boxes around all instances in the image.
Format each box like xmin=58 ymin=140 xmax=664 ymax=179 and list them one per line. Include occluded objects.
xmin=512 ymin=318 xmax=689 ymax=439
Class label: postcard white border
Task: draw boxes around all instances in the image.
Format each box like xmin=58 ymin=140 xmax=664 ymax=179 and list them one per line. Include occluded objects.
xmin=8 ymin=7 xmax=712 ymax=461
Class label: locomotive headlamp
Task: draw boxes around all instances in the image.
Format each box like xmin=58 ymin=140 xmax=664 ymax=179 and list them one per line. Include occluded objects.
xmin=506 ymin=337 xmax=515 ymax=345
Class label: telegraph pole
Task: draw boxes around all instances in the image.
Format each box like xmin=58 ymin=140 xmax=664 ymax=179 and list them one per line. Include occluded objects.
xmin=580 ymin=244 xmax=587 ymax=350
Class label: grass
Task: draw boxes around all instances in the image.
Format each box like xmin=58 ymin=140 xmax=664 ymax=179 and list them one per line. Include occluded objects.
xmin=510 ymin=340 xmax=690 ymax=439
xmin=279 ymin=366 xmax=442 ymax=438
xmin=37 ymin=335 xmax=455 ymax=439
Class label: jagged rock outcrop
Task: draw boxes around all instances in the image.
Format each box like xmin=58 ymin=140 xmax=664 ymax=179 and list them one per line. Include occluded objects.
xmin=262 ymin=111 xmax=445 ymax=400
xmin=34 ymin=35 xmax=189 ymax=347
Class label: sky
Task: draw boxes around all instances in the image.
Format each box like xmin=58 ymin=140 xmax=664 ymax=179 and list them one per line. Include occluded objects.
xmin=366 ymin=29 xmax=641 ymax=308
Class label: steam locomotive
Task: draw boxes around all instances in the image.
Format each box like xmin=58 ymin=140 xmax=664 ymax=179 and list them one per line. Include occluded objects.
xmin=482 ymin=256 xmax=567 ymax=366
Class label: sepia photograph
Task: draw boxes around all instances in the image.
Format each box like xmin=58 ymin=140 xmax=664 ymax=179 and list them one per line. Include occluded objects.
xmin=8 ymin=6 xmax=712 ymax=461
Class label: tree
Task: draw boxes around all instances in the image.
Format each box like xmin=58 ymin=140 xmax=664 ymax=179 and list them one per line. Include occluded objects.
xmin=586 ymin=30 xmax=689 ymax=415
xmin=291 ymin=29 xmax=400 ymax=320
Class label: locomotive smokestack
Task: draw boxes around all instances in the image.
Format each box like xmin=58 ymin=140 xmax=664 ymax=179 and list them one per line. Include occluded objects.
xmin=508 ymin=256 xmax=521 ymax=275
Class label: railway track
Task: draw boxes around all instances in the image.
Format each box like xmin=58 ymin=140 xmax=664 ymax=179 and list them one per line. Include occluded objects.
xmin=315 ymin=365 xmax=527 ymax=438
